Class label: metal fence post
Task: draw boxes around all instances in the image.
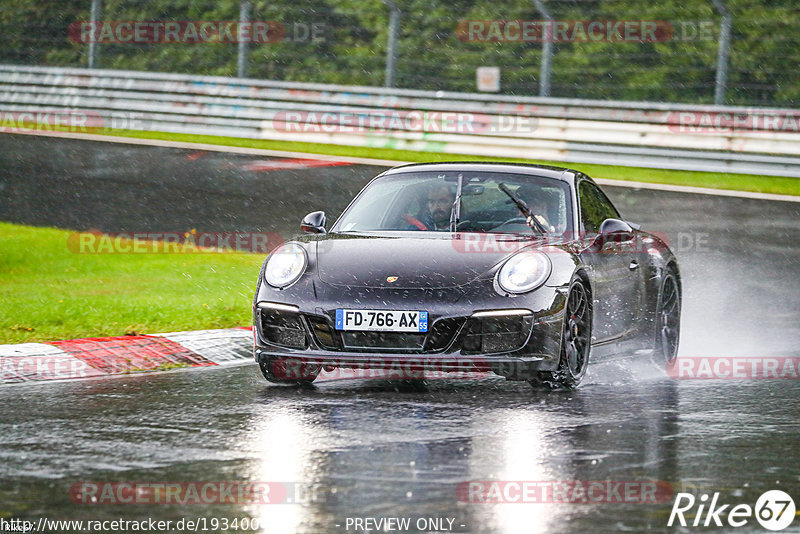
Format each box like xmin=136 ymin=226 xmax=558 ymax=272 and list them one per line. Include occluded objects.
xmin=532 ymin=0 xmax=553 ymax=97
xmin=88 ymin=0 xmax=101 ymax=68
xmin=382 ymin=0 xmax=401 ymax=87
xmin=712 ymin=0 xmax=731 ymax=105
xmin=237 ymin=0 xmax=252 ymax=79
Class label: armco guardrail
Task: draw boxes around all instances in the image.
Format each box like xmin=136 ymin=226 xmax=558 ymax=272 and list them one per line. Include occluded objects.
xmin=1 ymin=64 xmax=799 ymax=177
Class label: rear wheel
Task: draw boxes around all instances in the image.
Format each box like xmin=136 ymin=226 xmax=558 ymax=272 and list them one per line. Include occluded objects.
xmin=531 ymin=278 xmax=591 ymax=389
xmin=259 ymin=355 xmax=320 ymax=385
xmin=653 ymin=267 xmax=681 ymax=367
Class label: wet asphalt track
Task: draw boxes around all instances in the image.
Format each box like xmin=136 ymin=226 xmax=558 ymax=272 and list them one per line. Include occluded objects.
xmin=1 ymin=134 xmax=800 ymax=533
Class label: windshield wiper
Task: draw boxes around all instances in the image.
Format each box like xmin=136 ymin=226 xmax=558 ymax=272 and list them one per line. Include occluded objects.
xmin=449 ymin=173 xmax=464 ymax=232
xmin=498 ymin=182 xmax=546 ymax=234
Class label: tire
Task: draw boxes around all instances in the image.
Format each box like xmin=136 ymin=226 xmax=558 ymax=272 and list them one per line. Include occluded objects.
xmin=531 ymin=277 xmax=592 ymax=389
xmin=259 ymin=355 xmax=320 ymax=385
xmin=653 ymin=266 xmax=681 ymax=367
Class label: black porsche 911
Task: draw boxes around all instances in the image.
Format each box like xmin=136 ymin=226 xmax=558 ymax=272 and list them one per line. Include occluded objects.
xmin=252 ymin=162 xmax=681 ymax=388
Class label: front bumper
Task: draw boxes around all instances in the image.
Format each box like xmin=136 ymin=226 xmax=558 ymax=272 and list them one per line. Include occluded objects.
xmin=252 ymin=282 xmax=567 ymax=374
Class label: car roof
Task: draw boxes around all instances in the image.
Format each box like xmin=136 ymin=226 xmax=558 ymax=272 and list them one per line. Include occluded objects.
xmin=381 ymin=161 xmax=582 ymax=183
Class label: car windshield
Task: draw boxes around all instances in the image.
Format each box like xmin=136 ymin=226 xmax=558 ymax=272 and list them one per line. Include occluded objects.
xmin=333 ymin=171 xmax=573 ymax=235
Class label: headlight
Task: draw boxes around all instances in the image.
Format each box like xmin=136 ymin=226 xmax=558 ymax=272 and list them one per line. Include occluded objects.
xmin=497 ymin=251 xmax=551 ymax=294
xmin=264 ymin=242 xmax=307 ymax=288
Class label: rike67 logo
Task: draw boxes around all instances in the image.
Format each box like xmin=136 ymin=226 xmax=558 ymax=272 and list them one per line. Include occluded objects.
xmin=668 ymin=490 xmax=795 ymax=531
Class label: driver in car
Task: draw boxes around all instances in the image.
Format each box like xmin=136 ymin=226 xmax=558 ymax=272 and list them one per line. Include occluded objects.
xmin=515 ymin=184 xmax=554 ymax=232
xmin=405 ymin=184 xmax=453 ymax=231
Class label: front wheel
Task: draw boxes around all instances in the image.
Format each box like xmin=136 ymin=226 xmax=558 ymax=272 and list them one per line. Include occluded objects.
xmin=259 ymin=355 xmax=320 ymax=385
xmin=653 ymin=267 xmax=681 ymax=367
xmin=531 ymin=278 xmax=592 ymax=389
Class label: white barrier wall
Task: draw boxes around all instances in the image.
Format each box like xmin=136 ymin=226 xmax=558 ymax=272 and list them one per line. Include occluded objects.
xmin=1 ymin=64 xmax=799 ymax=177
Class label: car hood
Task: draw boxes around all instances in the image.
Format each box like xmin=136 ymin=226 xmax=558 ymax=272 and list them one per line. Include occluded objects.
xmin=312 ymin=232 xmax=540 ymax=289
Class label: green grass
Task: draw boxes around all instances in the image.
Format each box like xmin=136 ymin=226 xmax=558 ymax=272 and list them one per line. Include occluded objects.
xmin=99 ymin=128 xmax=800 ymax=196
xmin=0 ymin=222 xmax=263 ymax=344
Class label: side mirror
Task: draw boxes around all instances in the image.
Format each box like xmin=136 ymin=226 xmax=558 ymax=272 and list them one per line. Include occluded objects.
xmin=598 ymin=218 xmax=634 ymax=243
xmin=301 ymin=211 xmax=327 ymax=234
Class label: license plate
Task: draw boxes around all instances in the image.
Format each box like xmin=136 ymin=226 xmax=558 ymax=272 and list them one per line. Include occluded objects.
xmin=335 ymin=309 xmax=428 ymax=333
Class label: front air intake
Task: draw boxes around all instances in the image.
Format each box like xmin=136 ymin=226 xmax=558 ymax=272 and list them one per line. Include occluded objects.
xmin=461 ymin=314 xmax=534 ymax=354
xmin=258 ymin=307 xmax=307 ymax=349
